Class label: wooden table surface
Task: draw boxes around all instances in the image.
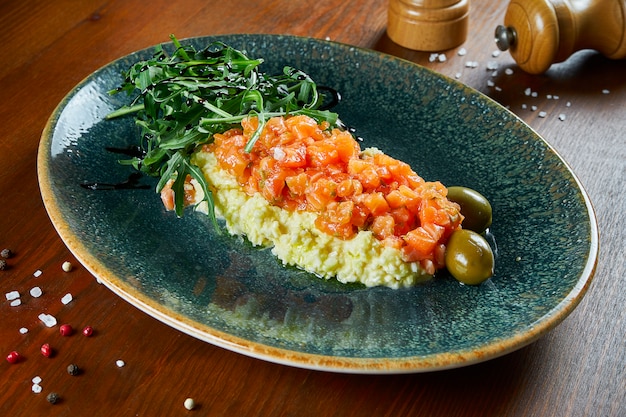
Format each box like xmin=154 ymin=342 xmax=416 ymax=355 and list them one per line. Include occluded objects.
xmin=1 ymin=0 xmax=624 ymax=416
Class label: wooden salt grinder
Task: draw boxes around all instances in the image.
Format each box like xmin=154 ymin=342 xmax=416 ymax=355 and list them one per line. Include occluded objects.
xmin=387 ymin=0 xmax=470 ymax=51
xmin=495 ymin=0 xmax=626 ymax=74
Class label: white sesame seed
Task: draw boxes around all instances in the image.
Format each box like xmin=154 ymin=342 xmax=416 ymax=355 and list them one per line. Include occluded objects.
xmin=62 ymin=261 xmax=73 ymax=272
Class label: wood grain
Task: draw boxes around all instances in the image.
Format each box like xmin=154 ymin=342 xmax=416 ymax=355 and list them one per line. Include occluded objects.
xmin=1 ymin=0 xmax=624 ymax=416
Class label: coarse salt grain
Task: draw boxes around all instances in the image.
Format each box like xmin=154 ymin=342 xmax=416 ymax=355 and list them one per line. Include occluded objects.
xmin=62 ymin=261 xmax=73 ymax=272
xmin=487 ymin=80 xmax=495 ymax=87
xmin=524 ymin=88 xmax=532 ymax=96
xmin=455 ymin=72 xmax=462 ymax=79
xmin=32 ymin=376 xmax=42 ymax=384
xmin=19 ymin=327 xmax=28 ymax=334
xmin=5 ymin=290 xmax=20 ymax=301
xmin=457 ymin=47 xmax=467 ymax=56
xmin=538 ymin=111 xmax=547 ymax=118
xmin=10 ymin=298 xmax=21 ymax=307
xmin=32 ymin=384 xmax=42 ymax=394
xmin=116 ymin=359 xmax=125 ymax=368
xmin=505 ymin=68 xmax=514 ymax=75
xmin=38 ymin=313 xmax=57 ymax=328
xmin=486 ymin=61 xmax=498 ymax=70
xmin=602 ymin=89 xmax=610 ymax=94
xmin=61 ymin=293 xmax=73 ymax=305
xmin=531 ymin=105 xmax=538 ymax=111
xmin=465 ymin=61 xmax=478 ymax=68
xmin=429 ymin=53 xmax=439 ymax=62
xmin=437 ymin=54 xmax=447 ymax=63
xmin=30 ymin=287 xmax=43 ymax=298
xmin=33 ymin=270 xmax=42 ymax=278
xmin=559 ymin=114 xmax=567 ymax=121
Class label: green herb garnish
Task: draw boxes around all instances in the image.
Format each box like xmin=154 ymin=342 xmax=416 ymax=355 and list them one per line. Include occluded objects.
xmin=107 ymin=34 xmax=339 ymax=221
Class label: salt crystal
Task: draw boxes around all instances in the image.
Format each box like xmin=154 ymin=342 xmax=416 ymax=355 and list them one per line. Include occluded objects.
xmin=465 ymin=61 xmax=478 ymax=68
xmin=61 ymin=293 xmax=73 ymax=305
xmin=487 ymin=80 xmax=495 ymax=87
xmin=531 ymin=92 xmax=538 ymax=97
xmin=558 ymin=114 xmax=567 ymax=121
xmin=116 ymin=359 xmax=126 ymax=368
xmin=531 ymin=105 xmax=538 ymax=111
xmin=437 ymin=53 xmax=447 ymax=63
xmin=5 ymin=290 xmax=20 ymax=301
xmin=492 ymin=50 xmax=501 ymax=57
xmin=553 ymin=95 xmax=559 ymax=100
xmin=38 ymin=313 xmax=57 ymax=328
xmin=602 ymin=89 xmax=610 ymax=94
xmin=32 ymin=384 xmax=42 ymax=394
xmin=32 ymin=376 xmax=42 ymax=384
xmin=521 ymin=104 xmax=528 ymax=109
xmin=566 ymin=101 xmax=572 ymax=107
xmin=10 ymin=299 xmax=21 ymax=307
xmin=30 ymin=287 xmax=43 ymax=298
xmin=491 ymin=71 xmax=498 ymax=77
xmin=429 ymin=53 xmax=439 ymax=62
xmin=457 ymin=48 xmax=467 ymax=56
xmin=538 ymin=111 xmax=547 ymax=118
xmin=495 ymin=86 xmax=502 ymax=92
xmin=547 ymin=94 xmax=552 ymax=99
xmin=524 ymin=88 xmax=532 ymax=96
xmin=19 ymin=327 xmax=28 ymax=334
xmin=504 ymin=68 xmax=514 ymax=75
xmin=486 ymin=61 xmax=498 ymax=70
xmin=33 ymin=270 xmax=42 ymax=278
xmin=455 ymin=72 xmax=462 ymax=79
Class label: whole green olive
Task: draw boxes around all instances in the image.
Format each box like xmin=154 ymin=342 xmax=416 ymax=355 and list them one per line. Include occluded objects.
xmin=445 ymin=229 xmax=494 ymax=285
xmin=446 ymin=186 xmax=492 ymax=233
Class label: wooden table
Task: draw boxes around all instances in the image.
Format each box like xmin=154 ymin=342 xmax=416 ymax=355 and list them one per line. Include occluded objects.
xmin=1 ymin=1 xmax=624 ymax=415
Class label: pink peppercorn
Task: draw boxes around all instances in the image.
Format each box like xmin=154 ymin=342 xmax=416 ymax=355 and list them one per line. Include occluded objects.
xmin=6 ymin=351 xmax=21 ymax=364
xmin=41 ymin=343 xmax=53 ymax=358
xmin=82 ymin=326 xmax=94 ymax=337
xmin=59 ymin=324 xmax=73 ymax=336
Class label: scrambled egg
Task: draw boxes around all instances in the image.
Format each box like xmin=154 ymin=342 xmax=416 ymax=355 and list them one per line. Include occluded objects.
xmin=191 ymin=151 xmax=431 ymax=289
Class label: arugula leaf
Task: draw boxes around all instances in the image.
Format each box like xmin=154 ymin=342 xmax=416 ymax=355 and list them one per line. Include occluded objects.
xmin=107 ymin=34 xmax=339 ymax=220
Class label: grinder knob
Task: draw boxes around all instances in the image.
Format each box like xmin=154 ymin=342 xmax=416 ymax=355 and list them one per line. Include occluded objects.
xmin=495 ymin=0 xmax=626 ymax=74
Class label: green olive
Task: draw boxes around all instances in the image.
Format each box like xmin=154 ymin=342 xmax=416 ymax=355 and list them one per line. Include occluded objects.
xmin=447 ymin=186 xmax=492 ymax=233
xmin=445 ymin=229 xmax=494 ymax=285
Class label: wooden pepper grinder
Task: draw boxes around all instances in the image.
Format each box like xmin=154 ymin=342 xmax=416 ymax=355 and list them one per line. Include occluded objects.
xmin=387 ymin=0 xmax=470 ymax=51
xmin=495 ymin=0 xmax=626 ymax=74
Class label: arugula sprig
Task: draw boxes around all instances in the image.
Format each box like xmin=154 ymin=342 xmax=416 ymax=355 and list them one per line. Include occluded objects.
xmin=107 ymin=34 xmax=339 ymax=220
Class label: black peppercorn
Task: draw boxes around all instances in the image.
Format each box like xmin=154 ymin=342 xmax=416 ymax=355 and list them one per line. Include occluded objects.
xmin=46 ymin=392 xmax=60 ymax=404
xmin=0 ymin=259 xmax=6 ymax=270
xmin=67 ymin=363 xmax=80 ymax=376
xmin=0 ymin=248 xmax=12 ymax=258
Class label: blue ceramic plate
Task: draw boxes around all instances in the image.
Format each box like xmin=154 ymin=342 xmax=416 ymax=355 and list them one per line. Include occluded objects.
xmin=38 ymin=35 xmax=598 ymax=373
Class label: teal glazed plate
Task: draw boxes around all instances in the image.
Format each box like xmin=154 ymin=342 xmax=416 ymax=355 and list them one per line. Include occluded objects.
xmin=38 ymin=35 xmax=598 ymax=373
